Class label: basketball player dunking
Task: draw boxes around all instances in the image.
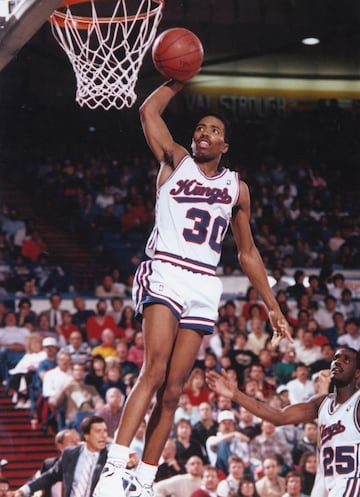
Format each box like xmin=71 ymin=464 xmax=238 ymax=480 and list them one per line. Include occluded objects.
xmin=93 ymin=79 xmax=291 ymax=497
xmin=206 ymin=346 xmax=360 ymax=497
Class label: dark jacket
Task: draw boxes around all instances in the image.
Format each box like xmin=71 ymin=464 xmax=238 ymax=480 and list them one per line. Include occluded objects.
xmin=28 ymin=444 xmax=107 ymax=497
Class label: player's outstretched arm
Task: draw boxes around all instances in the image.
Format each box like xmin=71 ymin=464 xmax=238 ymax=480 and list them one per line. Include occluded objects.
xmin=206 ymin=369 xmax=322 ymax=426
xmin=231 ymin=181 xmax=292 ymax=346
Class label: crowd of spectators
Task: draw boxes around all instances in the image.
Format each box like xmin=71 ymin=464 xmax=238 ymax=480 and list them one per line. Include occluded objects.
xmin=0 ymin=110 xmax=359 ymax=496
xmin=0 ymin=268 xmax=359 ymax=496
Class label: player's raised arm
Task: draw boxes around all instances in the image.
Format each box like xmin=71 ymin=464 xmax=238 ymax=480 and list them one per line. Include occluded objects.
xmin=206 ymin=369 xmax=323 ymax=426
xmin=139 ymin=80 xmax=188 ymax=173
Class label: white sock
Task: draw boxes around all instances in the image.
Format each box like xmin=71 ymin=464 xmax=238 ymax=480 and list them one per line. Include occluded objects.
xmin=108 ymin=443 xmax=130 ymax=466
xmin=135 ymin=461 xmax=158 ymax=487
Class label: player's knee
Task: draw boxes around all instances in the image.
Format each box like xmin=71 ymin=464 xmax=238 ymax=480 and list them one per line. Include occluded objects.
xmin=161 ymin=383 xmax=183 ymax=410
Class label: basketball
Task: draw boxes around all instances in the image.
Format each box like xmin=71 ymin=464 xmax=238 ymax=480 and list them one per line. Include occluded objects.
xmin=152 ymin=28 xmax=204 ymax=82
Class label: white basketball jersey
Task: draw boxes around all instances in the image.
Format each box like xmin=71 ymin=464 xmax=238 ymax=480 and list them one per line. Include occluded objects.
xmin=318 ymin=391 xmax=360 ymax=493
xmin=145 ymin=154 xmax=240 ymax=275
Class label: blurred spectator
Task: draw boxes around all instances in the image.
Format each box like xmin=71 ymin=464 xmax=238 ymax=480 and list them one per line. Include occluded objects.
xmin=21 ymin=230 xmax=48 ymax=263
xmin=338 ymin=288 xmax=359 ymax=320
xmin=118 ymin=305 xmax=138 ymax=344
xmin=127 ymin=330 xmax=145 ymax=370
xmin=32 ymin=253 xmax=66 ymax=294
xmin=183 ymin=368 xmax=212 ymax=409
xmin=0 ymin=249 xmax=12 ymax=290
xmin=313 ymin=295 xmax=338 ymax=330
xmin=35 ymin=312 xmax=64 ymax=346
xmin=237 ymin=475 xmax=260 ymax=497
xmin=30 ymin=336 xmax=59 ymax=417
xmin=217 ymin=455 xmax=245 ymax=497
xmin=174 ymin=418 xmax=206 ymax=470
xmin=228 ymin=331 xmax=257 ymax=385
xmin=15 ymin=297 xmax=37 ymax=328
xmin=206 ymin=410 xmax=244 ymax=468
xmin=174 ymin=391 xmax=201 ymax=427
xmin=16 ymin=277 xmax=38 ymax=298
xmin=328 ymin=272 xmax=346 ymax=301
xmin=100 ymin=362 xmax=126 ymax=399
xmin=275 ymin=346 xmax=297 ymax=385
xmin=285 ymin=363 xmax=314 ymax=404
xmin=36 ymin=350 xmax=72 ymax=432
xmin=49 ymin=362 xmax=104 ymax=432
xmin=271 ymin=267 xmax=289 ymax=295
xmin=250 ymin=422 xmax=292 ymax=475
xmin=107 ymin=296 xmax=124 ymax=325
xmin=71 ymin=296 xmax=96 ymax=342
xmin=61 ymin=330 xmax=92 ymax=366
xmin=109 ymin=267 xmax=128 ymax=297
xmin=8 ymin=333 xmax=46 ymax=409
xmin=91 ymin=328 xmax=117 ymax=362
xmin=191 ymin=402 xmax=218 ymax=457
xmin=153 ymin=455 xmax=204 ymax=497
xmin=95 ymin=387 xmax=124 ymax=441
xmin=257 ymin=349 xmax=278 ymax=386
xmin=209 ymin=319 xmax=233 ymax=360
xmin=114 ymin=339 xmax=139 ymax=377
xmin=305 ymin=274 xmax=327 ymax=300
xmin=245 ymin=318 xmax=270 ymax=355
xmin=254 ymin=456 xmax=285 ymax=497
xmin=286 ymin=270 xmax=306 ymax=301
xmin=86 ymin=299 xmax=121 ymax=346
xmin=154 ymin=439 xmax=183 ymax=482
xmin=189 ymin=465 xmax=219 ymax=497
xmin=246 ymin=364 xmax=275 ymax=399
xmin=292 ymin=421 xmax=318 ymax=466
xmin=95 ymin=274 xmax=125 ymax=298
xmin=337 ymin=317 xmax=360 ymax=349
xmin=7 ymin=254 xmax=33 ymax=292
xmin=84 ymin=355 xmax=107 ymax=396
xmin=0 ymin=311 xmax=30 ymax=390
xmin=2 ymin=208 xmax=26 ymax=253
xmin=323 ymin=311 xmax=345 ymax=347
xmin=298 ymin=451 xmax=316 ymax=496
xmin=241 ymin=287 xmax=268 ymax=322
xmin=293 ymin=330 xmax=322 ymax=366
xmin=282 ymin=470 xmax=309 ymax=497
xmin=55 ymin=310 xmax=78 ymax=343
xmin=44 ymin=293 xmax=66 ymax=330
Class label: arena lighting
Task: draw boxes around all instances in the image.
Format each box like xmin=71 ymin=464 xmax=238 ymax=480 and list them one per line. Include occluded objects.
xmin=302 ymin=37 xmax=320 ymax=45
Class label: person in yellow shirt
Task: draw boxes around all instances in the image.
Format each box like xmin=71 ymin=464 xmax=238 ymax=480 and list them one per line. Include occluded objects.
xmin=91 ymin=329 xmax=117 ymax=362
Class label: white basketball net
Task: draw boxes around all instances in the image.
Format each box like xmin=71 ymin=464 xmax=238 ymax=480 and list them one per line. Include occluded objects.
xmin=49 ymin=0 xmax=164 ymax=110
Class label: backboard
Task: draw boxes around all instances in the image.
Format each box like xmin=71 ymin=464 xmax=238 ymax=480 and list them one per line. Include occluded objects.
xmin=0 ymin=0 xmax=63 ymax=71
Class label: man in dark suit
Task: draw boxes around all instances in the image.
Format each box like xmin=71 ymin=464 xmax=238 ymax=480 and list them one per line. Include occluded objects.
xmin=14 ymin=416 xmax=108 ymax=497
xmin=38 ymin=428 xmax=81 ymax=497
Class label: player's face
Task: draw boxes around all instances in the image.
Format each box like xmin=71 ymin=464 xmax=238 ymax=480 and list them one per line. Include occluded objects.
xmin=330 ymin=348 xmax=359 ymax=386
xmin=191 ymin=116 xmax=229 ymax=162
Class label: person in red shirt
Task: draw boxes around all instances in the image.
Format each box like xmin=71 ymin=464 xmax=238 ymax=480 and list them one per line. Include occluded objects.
xmin=189 ymin=465 xmax=220 ymax=497
xmin=86 ymin=299 xmax=123 ymax=346
xmin=183 ymin=368 xmax=212 ymax=407
xmin=21 ymin=231 xmax=48 ymax=262
xmin=56 ymin=310 xmax=78 ymax=343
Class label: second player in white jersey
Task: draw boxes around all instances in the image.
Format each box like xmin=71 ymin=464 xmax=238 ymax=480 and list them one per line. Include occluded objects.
xmin=318 ymin=390 xmax=360 ymax=497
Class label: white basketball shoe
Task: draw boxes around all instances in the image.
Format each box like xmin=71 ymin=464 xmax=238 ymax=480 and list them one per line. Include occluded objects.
xmin=125 ymin=475 xmax=154 ymax=497
xmin=93 ymin=462 xmax=130 ymax=497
